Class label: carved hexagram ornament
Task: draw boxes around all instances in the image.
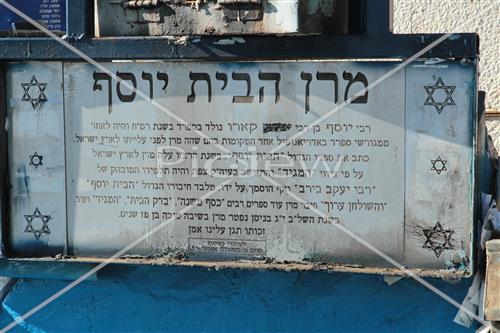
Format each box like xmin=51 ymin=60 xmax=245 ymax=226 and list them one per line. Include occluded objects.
xmin=21 ymin=75 xmax=48 ymax=110
xmin=431 ymin=156 xmax=447 ymax=175
xmin=424 ymin=77 xmax=455 ymax=114
xmin=24 ymin=207 xmax=51 ymax=240
xmin=422 ymin=221 xmax=454 ymax=257
xmin=29 ymin=152 xmax=43 ymax=169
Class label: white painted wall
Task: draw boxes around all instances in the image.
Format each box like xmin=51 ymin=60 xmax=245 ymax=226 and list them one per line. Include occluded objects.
xmin=393 ymin=0 xmax=499 ymax=111
xmin=394 ymin=0 xmax=499 ymax=149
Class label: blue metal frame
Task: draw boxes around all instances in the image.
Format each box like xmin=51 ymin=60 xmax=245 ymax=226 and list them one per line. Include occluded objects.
xmin=65 ymin=0 xmax=88 ymax=39
xmin=0 ymin=33 xmax=478 ymax=61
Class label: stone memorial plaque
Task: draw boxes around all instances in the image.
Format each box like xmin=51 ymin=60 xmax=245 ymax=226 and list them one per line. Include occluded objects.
xmin=6 ymin=60 xmax=476 ymax=272
xmin=6 ymin=62 xmax=66 ymax=257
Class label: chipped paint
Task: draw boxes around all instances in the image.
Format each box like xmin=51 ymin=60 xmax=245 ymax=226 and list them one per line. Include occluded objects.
xmin=0 ymin=256 xmax=473 ymax=279
xmin=213 ymin=37 xmax=245 ymax=45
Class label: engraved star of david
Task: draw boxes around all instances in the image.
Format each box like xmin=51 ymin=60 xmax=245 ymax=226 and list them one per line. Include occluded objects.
xmin=24 ymin=207 xmax=51 ymax=240
xmin=21 ymin=75 xmax=48 ymax=110
xmin=29 ymin=152 xmax=43 ymax=169
xmin=424 ymin=77 xmax=456 ymax=114
xmin=431 ymin=156 xmax=447 ymax=175
xmin=423 ymin=221 xmax=454 ymax=258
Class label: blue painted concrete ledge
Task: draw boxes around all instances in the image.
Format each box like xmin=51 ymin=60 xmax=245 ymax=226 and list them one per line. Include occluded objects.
xmin=0 ymin=265 xmax=476 ymax=332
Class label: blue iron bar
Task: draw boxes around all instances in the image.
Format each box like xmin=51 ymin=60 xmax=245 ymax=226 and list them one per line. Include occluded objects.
xmin=0 ymin=33 xmax=478 ymax=61
xmin=66 ymin=0 xmax=89 ymax=39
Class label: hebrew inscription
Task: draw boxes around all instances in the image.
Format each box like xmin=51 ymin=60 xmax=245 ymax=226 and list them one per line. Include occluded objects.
xmin=93 ymin=69 xmax=368 ymax=114
xmin=67 ymin=61 xmax=404 ymax=264
xmin=62 ymin=60 xmax=475 ymax=270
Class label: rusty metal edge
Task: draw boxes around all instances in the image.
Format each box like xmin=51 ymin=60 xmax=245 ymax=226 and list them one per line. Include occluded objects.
xmin=0 ymin=256 xmax=471 ymax=280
